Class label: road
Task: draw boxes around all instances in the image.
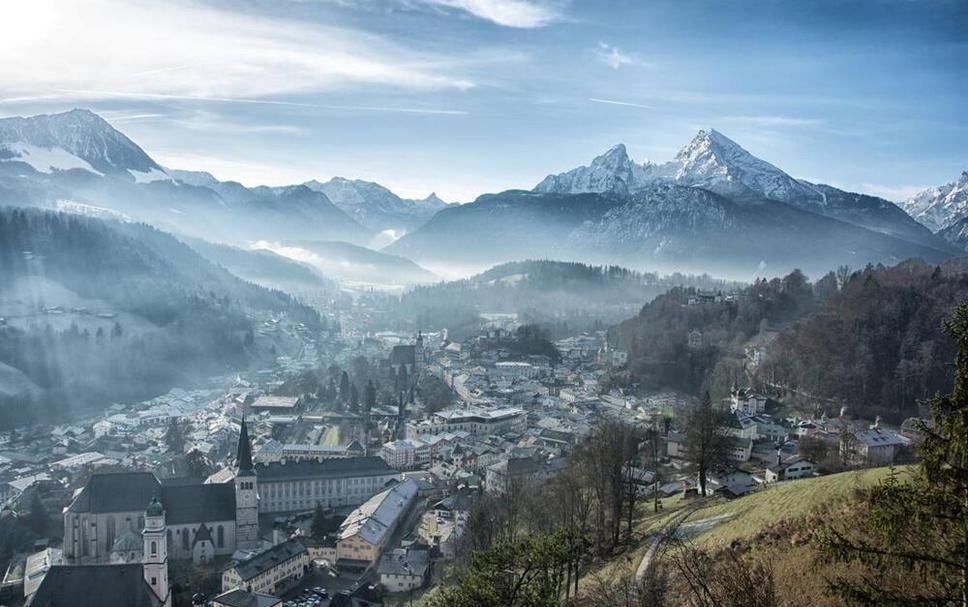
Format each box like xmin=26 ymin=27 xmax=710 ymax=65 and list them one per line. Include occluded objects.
xmin=633 ymin=503 xmax=701 ymax=592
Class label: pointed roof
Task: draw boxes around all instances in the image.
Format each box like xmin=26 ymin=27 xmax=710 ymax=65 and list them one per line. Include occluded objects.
xmin=237 ymin=417 xmax=254 ymax=475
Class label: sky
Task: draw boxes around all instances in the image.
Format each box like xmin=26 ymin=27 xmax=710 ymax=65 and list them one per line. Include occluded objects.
xmin=0 ymin=0 xmax=965 ymax=202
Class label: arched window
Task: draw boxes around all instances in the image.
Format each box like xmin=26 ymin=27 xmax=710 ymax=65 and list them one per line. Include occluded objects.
xmin=166 ymin=529 xmax=172 ymax=548
xmin=181 ymin=528 xmax=189 ymax=550
xmin=105 ymin=516 xmax=116 ymax=549
xmin=150 ymin=541 xmax=157 ymax=556
xmin=217 ymin=525 xmax=225 ymax=548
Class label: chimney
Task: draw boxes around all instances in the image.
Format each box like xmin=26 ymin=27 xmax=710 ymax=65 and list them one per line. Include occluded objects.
xmin=776 ymin=449 xmax=782 ymax=467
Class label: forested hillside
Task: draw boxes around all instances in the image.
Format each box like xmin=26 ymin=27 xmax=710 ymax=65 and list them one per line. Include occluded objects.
xmin=0 ymin=208 xmax=320 ymax=427
xmin=390 ymin=260 xmax=741 ymax=339
xmin=608 ymin=259 xmax=968 ymax=420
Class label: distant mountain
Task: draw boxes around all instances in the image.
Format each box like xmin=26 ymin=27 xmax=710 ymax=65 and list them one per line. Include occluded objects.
xmin=901 ymin=171 xmax=968 ymax=232
xmin=0 ymin=108 xmax=169 ymax=182
xmin=183 ymin=237 xmax=337 ymax=293
xmin=0 ymin=110 xmax=371 ymax=245
xmin=257 ymin=240 xmax=438 ymax=286
xmin=0 ymin=207 xmax=321 ymax=426
xmin=387 ymin=184 xmax=954 ymax=278
xmin=304 ymin=177 xmax=451 ymax=236
xmin=534 ymin=130 xmax=942 ymax=249
xmin=939 ymin=216 xmax=968 ymax=252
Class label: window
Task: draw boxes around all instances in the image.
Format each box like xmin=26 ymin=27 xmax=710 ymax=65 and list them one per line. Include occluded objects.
xmin=182 ymin=528 xmax=189 ymax=550
xmin=217 ymin=525 xmax=225 ymax=548
xmin=105 ymin=516 xmax=116 ymax=549
xmin=151 ymin=541 xmax=157 ymax=556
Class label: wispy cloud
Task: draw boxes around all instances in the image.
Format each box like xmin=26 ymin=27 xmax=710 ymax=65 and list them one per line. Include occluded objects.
xmin=0 ymin=0 xmax=475 ymax=105
xmin=596 ymin=42 xmax=640 ymax=69
xmin=8 ymin=89 xmax=470 ymax=117
xmin=589 ymin=98 xmax=652 ymax=109
xmin=860 ymin=183 xmax=929 ymax=201
xmin=422 ymin=0 xmax=562 ymax=28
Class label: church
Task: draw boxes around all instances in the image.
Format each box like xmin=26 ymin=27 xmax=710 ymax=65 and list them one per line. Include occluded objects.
xmin=29 ymin=497 xmax=172 ymax=607
xmin=63 ymin=418 xmax=398 ymax=566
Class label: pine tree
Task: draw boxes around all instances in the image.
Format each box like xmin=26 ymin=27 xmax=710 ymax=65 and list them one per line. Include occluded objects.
xmin=822 ymin=303 xmax=968 ymax=605
xmin=349 ymin=384 xmax=359 ymax=412
xmin=311 ymin=503 xmax=328 ymax=539
xmin=29 ymin=492 xmax=48 ymax=536
xmin=165 ymin=418 xmax=185 ymax=453
xmin=339 ymin=371 xmax=350 ymax=404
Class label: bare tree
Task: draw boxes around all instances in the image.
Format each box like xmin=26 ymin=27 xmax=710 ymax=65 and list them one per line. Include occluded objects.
xmin=683 ymin=392 xmax=731 ymax=497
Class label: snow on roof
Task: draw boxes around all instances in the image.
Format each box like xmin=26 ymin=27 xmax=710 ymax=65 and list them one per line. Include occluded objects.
xmin=338 ymin=479 xmax=418 ymax=546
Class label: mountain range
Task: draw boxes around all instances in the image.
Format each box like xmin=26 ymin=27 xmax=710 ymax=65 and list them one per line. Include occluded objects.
xmin=901 ymin=171 xmax=968 ymax=233
xmin=1 ymin=109 xmax=965 ymax=281
xmin=389 ymin=130 xmax=960 ymax=277
xmin=304 ymin=177 xmax=451 ymax=238
xmin=0 ymin=109 xmax=445 ymax=248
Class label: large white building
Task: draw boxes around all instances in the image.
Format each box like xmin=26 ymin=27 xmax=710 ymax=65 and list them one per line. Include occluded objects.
xmin=405 ymin=406 xmax=526 ymax=439
xmin=380 ymin=439 xmax=431 ymax=470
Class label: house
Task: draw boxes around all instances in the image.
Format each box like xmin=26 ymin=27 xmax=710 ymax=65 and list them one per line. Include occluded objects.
xmin=220 ymin=540 xmax=309 ymax=595
xmin=730 ymin=388 xmax=768 ymax=415
xmin=378 ymin=547 xmax=431 ymax=594
xmin=701 ymin=467 xmax=755 ymax=497
xmin=727 ymin=437 xmax=753 ymax=463
xmin=765 ymin=458 xmax=816 ymax=483
xmin=211 ymin=589 xmax=282 ymax=607
xmin=485 ymin=456 xmax=565 ymax=495
xmin=666 ymin=431 xmax=686 ymax=458
xmin=850 ymin=428 xmax=906 ymax=465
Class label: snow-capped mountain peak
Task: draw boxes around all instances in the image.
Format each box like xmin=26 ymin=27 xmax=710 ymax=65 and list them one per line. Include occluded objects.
xmin=902 ymin=170 xmax=968 ymax=231
xmin=0 ymin=108 xmax=170 ymax=183
xmin=533 ymin=143 xmax=654 ymax=197
xmin=671 ymin=128 xmax=822 ymax=204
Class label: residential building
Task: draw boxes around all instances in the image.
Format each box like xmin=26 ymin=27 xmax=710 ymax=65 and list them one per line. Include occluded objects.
xmin=765 ymin=458 xmax=816 ymax=483
xmin=336 ymin=479 xmax=419 ymax=570
xmin=378 ymin=547 xmax=430 ymax=594
xmin=220 ymin=540 xmax=309 ymax=595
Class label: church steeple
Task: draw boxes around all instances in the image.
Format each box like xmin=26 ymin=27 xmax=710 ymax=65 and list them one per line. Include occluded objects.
xmin=236 ymin=416 xmax=254 ymax=474
xmin=233 ymin=416 xmax=260 ymax=549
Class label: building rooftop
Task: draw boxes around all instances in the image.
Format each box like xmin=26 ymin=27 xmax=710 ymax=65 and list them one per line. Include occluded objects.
xmin=256 ymin=457 xmax=395 ymax=482
xmin=339 ymin=479 xmax=418 ymax=546
xmin=28 ymin=564 xmax=162 ymax=607
xmin=231 ymin=540 xmax=307 ymax=582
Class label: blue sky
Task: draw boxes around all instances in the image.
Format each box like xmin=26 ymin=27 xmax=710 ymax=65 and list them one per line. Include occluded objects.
xmin=1 ymin=0 xmax=965 ymax=201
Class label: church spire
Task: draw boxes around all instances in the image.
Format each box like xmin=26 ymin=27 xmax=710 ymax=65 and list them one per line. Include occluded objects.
xmin=237 ymin=416 xmax=253 ymax=474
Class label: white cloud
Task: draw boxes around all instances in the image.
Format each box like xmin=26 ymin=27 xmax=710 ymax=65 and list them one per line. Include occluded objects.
xmin=589 ymin=98 xmax=652 ymax=109
xmin=0 ymin=0 xmax=475 ymax=104
xmin=424 ymin=0 xmax=562 ymax=28
xmin=860 ymin=183 xmax=930 ymax=202
xmin=596 ymin=42 xmax=637 ymax=69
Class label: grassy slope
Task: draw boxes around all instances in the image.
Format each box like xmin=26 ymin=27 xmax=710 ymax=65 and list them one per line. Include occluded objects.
xmin=680 ymin=465 xmax=912 ymax=548
xmin=579 ymin=465 xmax=912 ymax=597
